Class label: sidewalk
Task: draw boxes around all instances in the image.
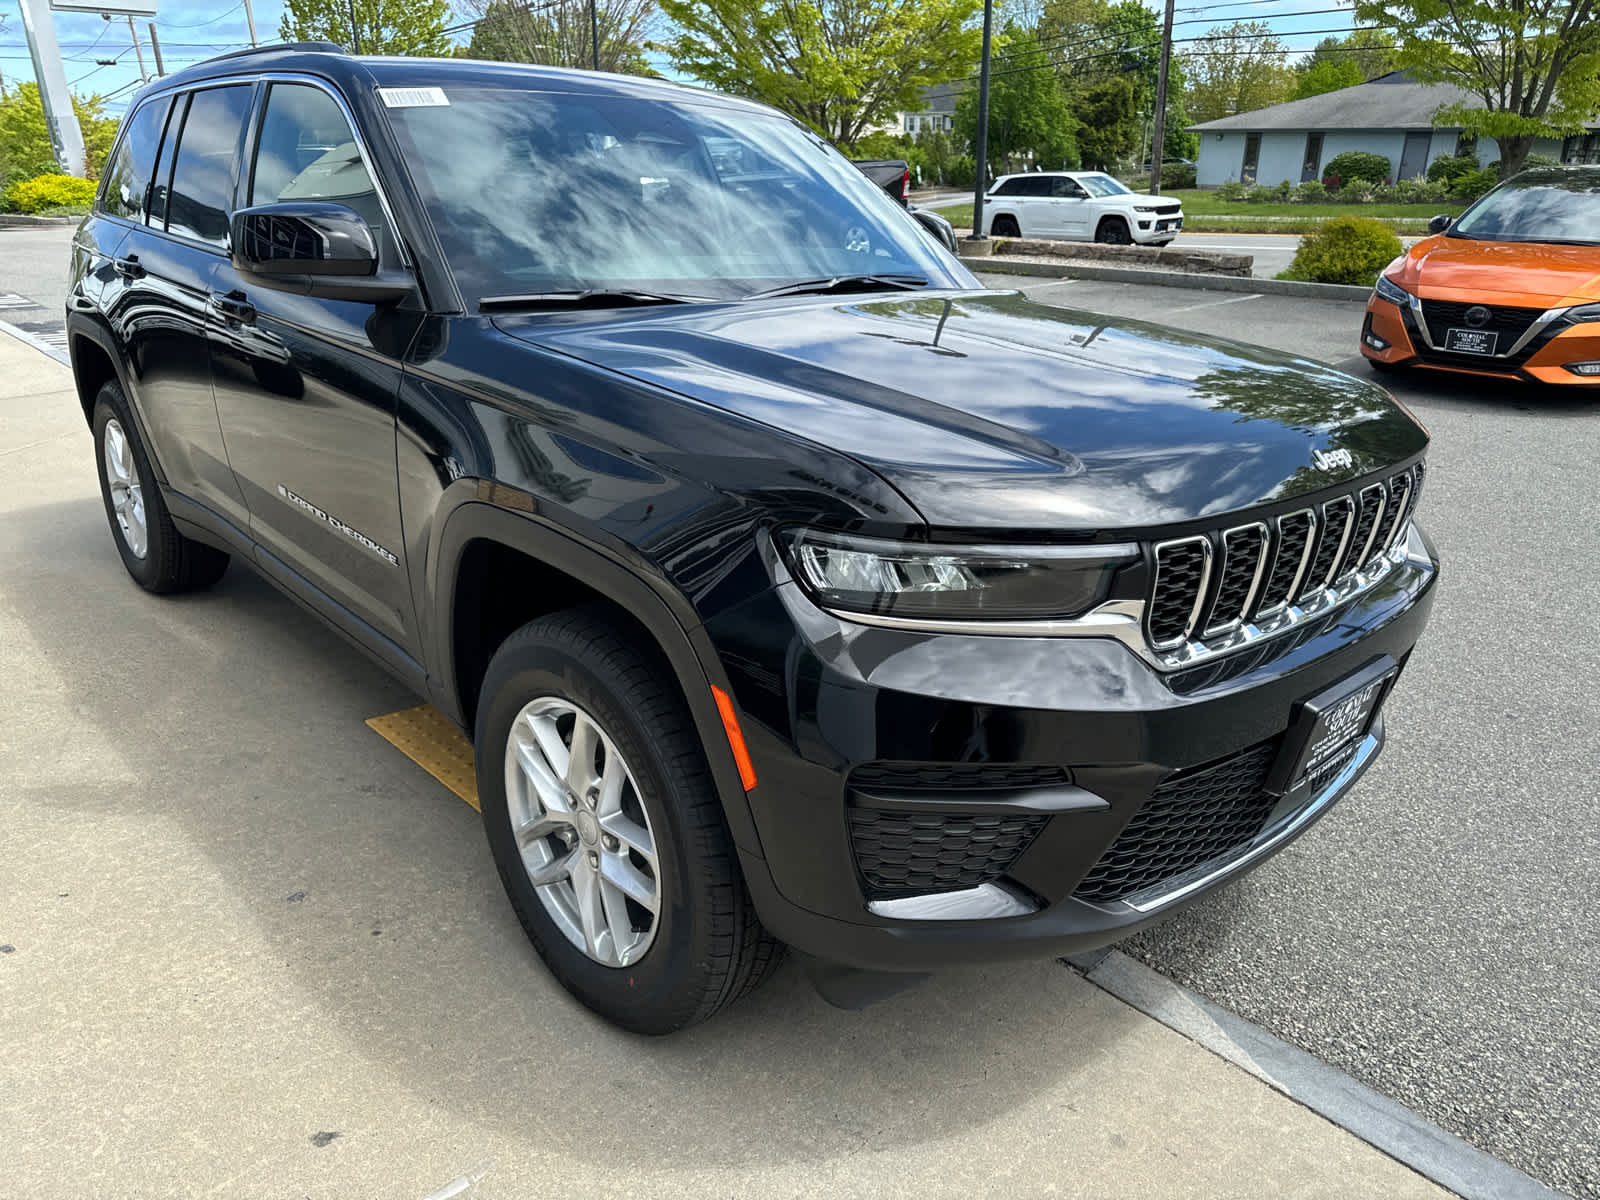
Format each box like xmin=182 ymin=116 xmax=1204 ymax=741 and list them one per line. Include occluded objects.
xmin=0 ymin=323 xmax=1452 ymax=1199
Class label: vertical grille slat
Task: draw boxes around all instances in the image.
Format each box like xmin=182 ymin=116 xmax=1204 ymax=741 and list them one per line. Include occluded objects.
xmin=1204 ymin=523 xmax=1268 ymax=636
xmin=1338 ymin=484 xmax=1387 ymax=581
xmin=1300 ymin=495 xmax=1355 ymax=599
xmin=1374 ymin=469 xmax=1413 ymax=554
xmin=1147 ymin=537 xmax=1212 ymax=647
xmin=1253 ymin=509 xmax=1315 ymax=617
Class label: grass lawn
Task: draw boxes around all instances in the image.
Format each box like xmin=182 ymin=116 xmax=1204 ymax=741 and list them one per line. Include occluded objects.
xmin=938 ymin=191 xmax=1465 ymax=235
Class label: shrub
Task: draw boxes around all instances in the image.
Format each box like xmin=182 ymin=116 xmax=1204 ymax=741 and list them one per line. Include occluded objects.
xmin=1409 ymin=178 xmax=1448 ymax=204
xmin=1426 ymin=153 xmax=1479 ymax=187
xmin=1216 ymin=179 xmax=1246 ymax=201
xmin=1 ymin=172 xmax=96 ymax=213
xmin=1454 ymin=167 xmax=1498 ymax=201
xmin=1323 ymin=150 xmax=1392 ymax=184
xmin=1334 ymin=180 xmax=1374 ymax=205
xmin=1160 ymin=161 xmax=1196 ymax=189
xmin=947 ymin=154 xmax=976 ymax=188
xmin=1243 ymin=185 xmax=1274 ymax=203
xmin=1272 ymin=178 xmax=1294 ymax=201
xmin=1282 ymin=215 xmax=1403 ymax=285
xmin=1295 ymin=178 xmax=1327 ymax=202
xmin=1524 ymin=152 xmax=1560 ymax=170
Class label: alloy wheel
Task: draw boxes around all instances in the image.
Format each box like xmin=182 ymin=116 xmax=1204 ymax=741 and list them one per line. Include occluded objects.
xmin=502 ymin=696 xmax=661 ymax=967
xmin=102 ymin=418 xmax=148 ymax=559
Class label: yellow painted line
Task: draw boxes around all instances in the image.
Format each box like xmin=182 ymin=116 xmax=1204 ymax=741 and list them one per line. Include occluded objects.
xmin=367 ymin=704 xmax=480 ymax=811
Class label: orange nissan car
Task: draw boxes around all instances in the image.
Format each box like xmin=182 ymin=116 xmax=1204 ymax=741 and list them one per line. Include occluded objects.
xmin=1361 ymin=166 xmax=1600 ymax=384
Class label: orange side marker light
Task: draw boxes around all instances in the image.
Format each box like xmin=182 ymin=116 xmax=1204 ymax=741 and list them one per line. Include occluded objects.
xmin=711 ymin=685 xmax=758 ymax=792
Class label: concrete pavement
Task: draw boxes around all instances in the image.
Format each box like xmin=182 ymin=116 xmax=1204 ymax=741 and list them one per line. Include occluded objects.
xmin=0 ymin=325 xmax=1458 ymax=1198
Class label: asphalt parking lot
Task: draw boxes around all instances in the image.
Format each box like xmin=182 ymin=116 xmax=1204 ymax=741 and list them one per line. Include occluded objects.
xmin=1 ymin=226 xmax=1595 ymax=1196
xmin=981 ymin=272 xmax=1600 ymax=1200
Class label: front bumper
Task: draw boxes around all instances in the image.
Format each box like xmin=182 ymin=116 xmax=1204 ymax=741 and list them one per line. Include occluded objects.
xmin=707 ymin=526 xmax=1439 ymax=971
xmin=1132 ymin=212 xmax=1184 ymax=243
xmin=1361 ymin=294 xmax=1600 ymax=384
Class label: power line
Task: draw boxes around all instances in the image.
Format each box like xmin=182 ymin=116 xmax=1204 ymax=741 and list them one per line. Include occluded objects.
xmin=154 ymin=3 xmax=245 ymax=30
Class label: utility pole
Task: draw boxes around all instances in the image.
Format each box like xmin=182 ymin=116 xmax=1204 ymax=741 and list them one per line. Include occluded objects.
xmin=243 ymin=0 xmax=259 ymax=47
xmin=147 ymin=22 xmax=165 ymax=76
xmin=127 ymin=15 xmax=148 ymax=83
xmin=17 ymin=0 xmax=86 ymax=176
xmin=347 ymin=0 xmax=362 ymax=52
xmin=1148 ymin=0 xmax=1176 ymax=196
xmin=589 ymin=0 xmax=600 ymax=70
xmin=966 ymin=0 xmax=995 ymax=246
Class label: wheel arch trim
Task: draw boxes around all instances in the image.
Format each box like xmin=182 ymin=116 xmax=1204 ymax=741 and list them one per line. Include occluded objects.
xmin=429 ymin=496 xmax=766 ymax=858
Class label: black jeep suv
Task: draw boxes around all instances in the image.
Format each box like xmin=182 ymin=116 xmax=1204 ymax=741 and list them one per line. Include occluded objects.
xmin=68 ymin=46 xmax=1437 ymax=1033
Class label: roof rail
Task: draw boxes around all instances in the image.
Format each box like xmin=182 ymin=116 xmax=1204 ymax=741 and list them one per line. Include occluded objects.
xmin=204 ymin=41 xmax=349 ymax=63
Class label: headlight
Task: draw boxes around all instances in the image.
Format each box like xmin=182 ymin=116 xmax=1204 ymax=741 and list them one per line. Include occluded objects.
xmin=1564 ymin=303 xmax=1600 ymax=323
xmin=782 ymin=530 xmax=1137 ymax=622
xmin=1373 ymin=273 xmax=1410 ymax=306
xmin=1134 ymin=204 xmax=1166 ymax=212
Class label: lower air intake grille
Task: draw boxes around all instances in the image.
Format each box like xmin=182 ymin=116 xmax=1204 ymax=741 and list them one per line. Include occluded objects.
xmin=1073 ymin=741 xmax=1279 ymax=905
xmin=849 ymin=809 xmax=1045 ymax=896
xmin=849 ymin=762 xmax=1070 ymax=791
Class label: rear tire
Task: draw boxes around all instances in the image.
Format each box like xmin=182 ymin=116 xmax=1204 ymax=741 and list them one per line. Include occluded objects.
xmin=91 ymin=380 xmax=229 ymax=594
xmin=474 ymin=607 xmax=782 ymax=1034
xmin=1095 ymin=217 xmax=1132 ymax=245
xmin=991 ymin=214 xmax=1021 ymax=238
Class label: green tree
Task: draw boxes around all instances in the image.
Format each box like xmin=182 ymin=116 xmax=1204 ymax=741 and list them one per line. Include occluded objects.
xmin=1353 ymin=0 xmax=1600 ymax=177
xmin=1292 ymin=58 xmax=1363 ymax=99
xmin=1181 ymin=21 xmax=1294 ymax=124
xmin=1074 ymin=75 xmax=1139 ymax=170
xmin=0 ymin=82 xmax=117 ymax=183
xmin=1305 ymin=28 xmax=1395 ymax=81
xmin=461 ymin=0 xmax=657 ymax=73
xmin=956 ymin=26 xmax=1077 ymax=170
xmin=279 ymin=0 xmax=452 ymax=55
xmin=658 ymin=0 xmax=981 ymax=145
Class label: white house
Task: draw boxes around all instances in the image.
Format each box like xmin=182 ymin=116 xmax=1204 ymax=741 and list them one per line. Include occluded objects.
xmin=1191 ymin=71 xmax=1600 ymax=187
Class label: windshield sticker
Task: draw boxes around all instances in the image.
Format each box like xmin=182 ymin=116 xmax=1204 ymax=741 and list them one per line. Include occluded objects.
xmin=277 ymin=485 xmax=399 ymax=565
xmin=378 ymin=87 xmax=449 ymax=108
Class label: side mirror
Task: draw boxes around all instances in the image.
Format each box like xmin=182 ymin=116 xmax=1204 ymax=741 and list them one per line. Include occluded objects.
xmin=230 ymin=201 xmax=411 ymax=303
xmin=910 ymin=207 xmax=958 ymax=253
xmin=1427 ymin=213 xmax=1452 ymax=234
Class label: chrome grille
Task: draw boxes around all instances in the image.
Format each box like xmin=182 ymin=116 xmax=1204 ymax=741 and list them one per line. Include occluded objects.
xmin=1147 ymin=537 xmax=1211 ymax=647
xmin=1143 ymin=464 xmax=1424 ymax=663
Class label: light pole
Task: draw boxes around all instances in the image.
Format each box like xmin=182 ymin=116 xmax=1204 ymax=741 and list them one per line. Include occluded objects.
xmin=1148 ymin=0 xmax=1176 ymax=196
xmin=590 ymin=0 xmax=600 ymax=69
xmin=964 ymin=0 xmax=995 ymax=251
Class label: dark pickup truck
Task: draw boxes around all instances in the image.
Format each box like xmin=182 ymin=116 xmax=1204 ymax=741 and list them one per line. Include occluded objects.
xmin=853 ymin=156 xmax=959 ymax=250
xmin=69 ymin=45 xmax=1435 ymax=1033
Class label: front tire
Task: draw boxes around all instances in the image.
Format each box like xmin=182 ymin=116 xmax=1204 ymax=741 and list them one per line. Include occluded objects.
xmin=474 ymin=607 xmax=782 ymax=1034
xmin=1095 ymin=216 xmax=1133 ymax=244
xmin=91 ymin=381 xmax=229 ymax=594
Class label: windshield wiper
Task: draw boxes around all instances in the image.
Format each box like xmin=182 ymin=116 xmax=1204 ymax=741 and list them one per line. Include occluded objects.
xmin=744 ymin=273 xmax=930 ymax=300
xmin=479 ymin=289 xmax=707 ymax=311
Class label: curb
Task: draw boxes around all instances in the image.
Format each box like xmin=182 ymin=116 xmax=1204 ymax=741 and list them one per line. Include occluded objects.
xmin=0 ymin=214 xmax=78 ymax=228
xmin=0 ymin=316 xmax=71 ymax=366
xmin=1068 ymin=949 xmax=1572 ymax=1200
xmin=963 ymin=256 xmax=1373 ymax=301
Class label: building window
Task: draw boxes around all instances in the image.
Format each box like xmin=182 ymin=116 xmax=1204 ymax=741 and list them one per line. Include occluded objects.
xmin=1301 ymin=132 xmax=1323 ymax=183
xmin=1456 ymin=132 xmax=1478 ymax=158
xmin=1241 ymin=132 xmax=1261 ymax=184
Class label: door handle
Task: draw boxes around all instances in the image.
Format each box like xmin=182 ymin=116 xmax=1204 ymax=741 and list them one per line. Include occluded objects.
xmin=113 ymin=254 xmax=145 ymax=279
xmin=210 ymin=290 xmax=256 ymax=324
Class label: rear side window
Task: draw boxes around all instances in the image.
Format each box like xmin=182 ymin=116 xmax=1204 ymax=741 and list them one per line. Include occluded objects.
xmin=248 ymin=83 xmax=384 ymax=234
xmin=99 ymin=97 xmax=170 ymax=221
xmin=992 ymin=177 xmax=1023 ymax=196
xmin=165 ymin=85 xmax=252 ymax=247
xmin=1017 ymin=176 xmax=1051 ymax=197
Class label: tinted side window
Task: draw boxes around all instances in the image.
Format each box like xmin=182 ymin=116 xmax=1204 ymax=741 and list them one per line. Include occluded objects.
xmin=1050 ymin=177 xmax=1081 ymax=198
xmin=248 ymin=83 xmax=383 ymax=234
xmin=166 ymin=85 xmax=251 ymax=247
xmin=99 ymin=97 xmax=170 ymax=221
xmin=992 ymin=178 xmax=1022 ymax=196
xmin=1018 ymin=176 xmax=1051 ymax=197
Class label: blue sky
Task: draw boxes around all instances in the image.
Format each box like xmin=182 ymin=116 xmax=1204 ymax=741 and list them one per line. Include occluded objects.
xmin=0 ymin=0 xmax=1360 ymax=119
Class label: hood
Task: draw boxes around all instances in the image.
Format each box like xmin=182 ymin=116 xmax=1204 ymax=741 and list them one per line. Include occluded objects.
xmin=1396 ymin=234 xmax=1600 ymax=308
xmin=495 ymin=290 xmax=1427 ymax=533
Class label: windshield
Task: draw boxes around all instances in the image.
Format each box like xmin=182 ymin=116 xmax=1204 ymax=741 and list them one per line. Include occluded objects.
xmin=1078 ymin=174 xmax=1131 ymax=198
xmin=1450 ymin=175 xmax=1600 ymax=244
xmin=380 ymin=86 xmax=969 ymax=305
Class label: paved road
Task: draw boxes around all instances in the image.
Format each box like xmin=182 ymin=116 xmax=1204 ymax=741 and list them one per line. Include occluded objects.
xmin=1 ymin=229 xmax=1593 ymax=1196
xmin=0 ymin=226 xmax=74 ymax=354
xmin=984 ymin=272 xmax=1600 ymax=1200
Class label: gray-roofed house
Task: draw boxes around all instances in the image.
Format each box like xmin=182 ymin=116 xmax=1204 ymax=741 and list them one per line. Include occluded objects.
xmin=1190 ymin=71 xmax=1600 ymax=187
xmin=900 ymin=82 xmax=963 ymax=138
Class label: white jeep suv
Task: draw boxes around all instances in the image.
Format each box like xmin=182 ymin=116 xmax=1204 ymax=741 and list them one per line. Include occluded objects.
xmin=983 ymin=171 xmax=1184 ymax=245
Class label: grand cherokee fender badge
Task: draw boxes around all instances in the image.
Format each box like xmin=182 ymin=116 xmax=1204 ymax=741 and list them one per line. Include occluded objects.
xmin=277 ymin=484 xmax=399 ymax=565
